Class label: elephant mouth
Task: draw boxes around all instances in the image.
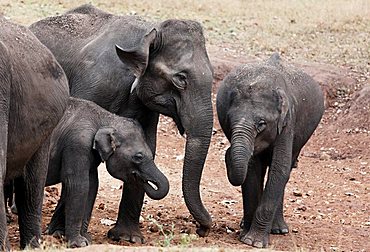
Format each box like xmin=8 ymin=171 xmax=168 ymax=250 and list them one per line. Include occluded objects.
xmin=142 ymin=179 xmax=162 ymax=199
xmin=132 ymin=170 xmax=169 ymax=200
xmin=143 ymin=95 xmax=185 ymax=135
xmin=172 ymin=114 xmax=185 ymax=136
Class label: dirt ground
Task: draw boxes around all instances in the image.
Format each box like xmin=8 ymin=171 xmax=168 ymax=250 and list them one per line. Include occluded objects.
xmin=6 ymin=47 xmax=369 ymax=251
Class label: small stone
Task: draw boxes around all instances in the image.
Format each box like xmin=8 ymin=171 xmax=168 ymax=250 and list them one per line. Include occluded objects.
xmin=293 ymin=190 xmax=303 ymax=197
xmin=292 ymin=228 xmax=299 ymax=233
xmin=149 ymin=224 xmax=159 ymax=233
xmin=220 ymin=200 xmax=238 ymax=206
xmin=180 ymin=227 xmax=192 ymax=234
xmin=98 ymin=203 xmax=105 ymax=210
xmin=100 ymin=218 xmax=115 ymax=226
xmin=297 ymin=205 xmax=307 ymax=211
xmin=319 ymin=152 xmax=331 ymax=160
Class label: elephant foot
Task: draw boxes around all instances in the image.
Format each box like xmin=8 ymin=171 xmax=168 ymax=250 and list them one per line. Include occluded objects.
xmin=271 ymin=216 xmax=289 ymax=234
xmin=21 ymin=236 xmax=41 ymax=250
xmin=46 ymin=222 xmax=65 ymax=237
xmin=239 ymin=229 xmax=269 ymax=248
xmin=47 ymin=229 xmax=65 ymax=239
xmin=67 ymin=235 xmax=90 ymax=248
xmin=239 ymin=217 xmax=252 ymax=232
xmin=196 ymin=225 xmax=210 ymax=237
xmin=107 ymin=223 xmax=145 ymax=243
xmin=46 ymin=217 xmax=65 ymax=237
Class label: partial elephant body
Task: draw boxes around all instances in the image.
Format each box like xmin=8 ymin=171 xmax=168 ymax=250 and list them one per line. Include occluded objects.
xmin=0 ymin=17 xmax=69 ymax=250
xmin=45 ymin=97 xmax=169 ymax=247
xmin=30 ymin=4 xmax=214 ymax=240
xmin=216 ymin=53 xmax=324 ymax=248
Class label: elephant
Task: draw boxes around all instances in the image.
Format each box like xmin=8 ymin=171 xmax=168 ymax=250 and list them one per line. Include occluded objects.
xmin=216 ymin=53 xmax=324 ymax=248
xmin=29 ymin=4 xmax=214 ymax=242
xmin=43 ymin=97 xmax=169 ymax=248
xmin=0 ymin=17 xmax=69 ymax=250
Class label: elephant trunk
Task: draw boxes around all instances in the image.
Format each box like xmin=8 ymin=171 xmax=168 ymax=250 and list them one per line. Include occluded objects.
xmin=227 ymin=121 xmax=255 ymax=186
xmin=181 ymin=102 xmax=213 ymax=237
xmin=141 ymin=160 xmax=169 ymax=200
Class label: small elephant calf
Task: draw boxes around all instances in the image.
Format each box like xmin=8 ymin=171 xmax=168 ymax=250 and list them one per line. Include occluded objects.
xmin=216 ymin=53 xmax=324 ymax=248
xmin=45 ymin=97 xmax=170 ymax=247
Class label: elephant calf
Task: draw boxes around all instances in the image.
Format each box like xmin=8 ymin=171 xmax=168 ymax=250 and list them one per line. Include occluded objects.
xmin=45 ymin=97 xmax=170 ymax=248
xmin=216 ymin=53 xmax=324 ymax=248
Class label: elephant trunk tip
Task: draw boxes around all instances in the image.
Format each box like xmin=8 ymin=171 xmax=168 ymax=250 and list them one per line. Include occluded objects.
xmin=227 ymin=172 xmax=246 ymax=187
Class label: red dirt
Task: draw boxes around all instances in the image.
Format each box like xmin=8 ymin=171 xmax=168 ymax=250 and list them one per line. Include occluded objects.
xmin=7 ymin=51 xmax=370 ymax=251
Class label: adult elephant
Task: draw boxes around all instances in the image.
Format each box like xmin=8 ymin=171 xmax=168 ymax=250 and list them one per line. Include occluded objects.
xmin=30 ymin=4 xmax=214 ymax=242
xmin=0 ymin=17 xmax=69 ymax=250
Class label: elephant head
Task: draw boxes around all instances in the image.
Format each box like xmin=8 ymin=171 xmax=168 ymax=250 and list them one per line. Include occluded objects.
xmin=93 ymin=121 xmax=169 ymax=200
xmin=219 ymin=76 xmax=290 ymax=187
xmin=115 ymin=20 xmax=213 ymax=235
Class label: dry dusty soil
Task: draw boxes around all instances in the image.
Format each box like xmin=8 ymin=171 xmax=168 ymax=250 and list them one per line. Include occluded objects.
xmin=7 ymin=46 xmax=370 ymax=251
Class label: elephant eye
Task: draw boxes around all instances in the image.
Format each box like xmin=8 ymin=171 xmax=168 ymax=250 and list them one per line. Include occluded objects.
xmin=132 ymin=152 xmax=144 ymax=163
xmin=172 ymin=72 xmax=187 ymax=90
xmin=256 ymin=119 xmax=267 ymax=133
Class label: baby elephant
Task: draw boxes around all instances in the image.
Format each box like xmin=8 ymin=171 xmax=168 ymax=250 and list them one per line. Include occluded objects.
xmin=45 ymin=97 xmax=170 ymax=247
xmin=216 ymin=53 xmax=324 ymax=248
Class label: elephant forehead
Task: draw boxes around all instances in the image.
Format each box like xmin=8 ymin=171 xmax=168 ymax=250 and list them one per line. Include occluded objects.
xmin=160 ymin=19 xmax=205 ymax=42
xmin=154 ymin=51 xmax=193 ymax=73
xmin=161 ymin=40 xmax=194 ymax=61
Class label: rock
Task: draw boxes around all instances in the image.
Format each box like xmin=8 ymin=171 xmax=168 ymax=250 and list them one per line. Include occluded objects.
xmin=297 ymin=205 xmax=307 ymax=211
xmin=293 ymin=190 xmax=303 ymax=197
xmin=98 ymin=203 xmax=105 ymax=210
xmin=149 ymin=224 xmax=159 ymax=233
xmin=319 ymin=152 xmax=331 ymax=160
xmin=100 ymin=218 xmax=115 ymax=226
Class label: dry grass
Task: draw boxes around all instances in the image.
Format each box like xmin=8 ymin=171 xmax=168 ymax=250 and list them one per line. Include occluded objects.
xmin=1 ymin=0 xmax=369 ymax=78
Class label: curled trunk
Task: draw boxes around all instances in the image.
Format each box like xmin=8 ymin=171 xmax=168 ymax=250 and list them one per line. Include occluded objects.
xmin=141 ymin=161 xmax=169 ymax=200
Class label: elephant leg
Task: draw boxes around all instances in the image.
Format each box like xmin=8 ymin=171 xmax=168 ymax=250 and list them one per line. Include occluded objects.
xmin=240 ymin=133 xmax=293 ymax=248
xmin=107 ymin=179 xmax=145 ymax=243
xmin=61 ymin=152 xmax=91 ymax=248
xmin=271 ymin=151 xmax=300 ymax=234
xmin=271 ymin=191 xmax=288 ymax=234
xmin=46 ymin=188 xmax=66 ymax=238
xmin=80 ymin=167 xmax=99 ymax=243
xmin=0 ymin=63 xmax=10 ymax=251
xmin=63 ymin=177 xmax=90 ymax=248
xmin=14 ymin=142 xmax=49 ymax=249
xmin=240 ymin=157 xmax=267 ymax=232
xmin=0 ymin=182 xmax=10 ymax=251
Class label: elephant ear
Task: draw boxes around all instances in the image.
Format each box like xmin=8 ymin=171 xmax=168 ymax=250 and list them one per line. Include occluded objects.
xmin=93 ymin=127 xmax=121 ymax=161
xmin=274 ymin=88 xmax=290 ymax=135
xmin=115 ymin=28 xmax=157 ymax=78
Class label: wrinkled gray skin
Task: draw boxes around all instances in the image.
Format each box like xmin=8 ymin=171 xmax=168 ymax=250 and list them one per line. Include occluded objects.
xmin=0 ymin=18 xmax=69 ymax=250
xmin=44 ymin=97 xmax=169 ymax=248
xmin=29 ymin=4 xmax=214 ymax=241
xmin=216 ymin=53 xmax=324 ymax=248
